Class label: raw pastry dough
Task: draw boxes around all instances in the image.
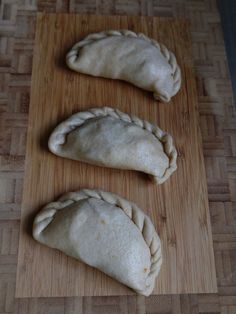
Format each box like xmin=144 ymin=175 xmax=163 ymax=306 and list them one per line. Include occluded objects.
xmin=66 ymin=30 xmax=181 ymax=102
xmin=48 ymin=107 xmax=177 ymax=184
xmin=33 ymin=189 xmax=162 ymax=296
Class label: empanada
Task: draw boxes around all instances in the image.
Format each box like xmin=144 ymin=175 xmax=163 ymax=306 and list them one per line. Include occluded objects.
xmin=48 ymin=107 xmax=177 ymax=184
xmin=66 ymin=30 xmax=181 ymax=102
xmin=33 ymin=189 xmax=162 ymax=296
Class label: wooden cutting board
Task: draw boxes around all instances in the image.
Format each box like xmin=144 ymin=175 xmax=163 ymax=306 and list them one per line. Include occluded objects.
xmin=16 ymin=13 xmax=217 ymax=297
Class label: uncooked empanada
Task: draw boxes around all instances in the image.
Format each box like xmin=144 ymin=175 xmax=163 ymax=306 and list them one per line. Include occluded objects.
xmin=66 ymin=30 xmax=181 ymax=102
xmin=48 ymin=107 xmax=177 ymax=184
xmin=33 ymin=189 xmax=162 ymax=296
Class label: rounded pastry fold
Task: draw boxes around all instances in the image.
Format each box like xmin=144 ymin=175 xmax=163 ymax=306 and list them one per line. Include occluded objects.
xmin=33 ymin=189 xmax=162 ymax=296
xmin=66 ymin=30 xmax=181 ymax=102
xmin=48 ymin=107 xmax=177 ymax=184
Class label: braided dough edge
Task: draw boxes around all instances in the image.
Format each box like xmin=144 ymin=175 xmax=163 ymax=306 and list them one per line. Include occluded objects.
xmin=48 ymin=107 xmax=177 ymax=184
xmin=33 ymin=189 xmax=162 ymax=296
xmin=66 ymin=30 xmax=181 ymax=102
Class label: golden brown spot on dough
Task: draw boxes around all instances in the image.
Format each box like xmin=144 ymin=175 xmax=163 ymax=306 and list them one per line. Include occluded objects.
xmin=143 ymin=268 xmax=148 ymax=273
xmin=100 ymin=219 xmax=106 ymax=224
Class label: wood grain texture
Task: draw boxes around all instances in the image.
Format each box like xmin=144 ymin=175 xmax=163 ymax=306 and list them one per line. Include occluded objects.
xmin=15 ymin=13 xmax=217 ymax=297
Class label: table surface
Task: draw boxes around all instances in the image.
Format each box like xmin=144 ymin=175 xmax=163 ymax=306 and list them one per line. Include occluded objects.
xmin=15 ymin=13 xmax=216 ymax=297
xmin=0 ymin=0 xmax=235 ymax=313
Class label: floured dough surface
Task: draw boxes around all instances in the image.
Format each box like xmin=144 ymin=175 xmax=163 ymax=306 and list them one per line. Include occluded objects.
xmin=66 ymin=30 xmax=181 ymax=102
xmin=33 ymin=189 xmax=162 ymax=296
xmin=48 ymin=107 xmax=177 ymax=184
xmin=60 ymin=116 xmax=168 ymax=179
xmin=73 ymin=36 xmax=173 ymax=100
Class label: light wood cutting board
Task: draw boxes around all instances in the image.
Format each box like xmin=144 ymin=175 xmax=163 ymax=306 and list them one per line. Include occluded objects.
xmin=16 ymin=13 xmax=217 ymax=297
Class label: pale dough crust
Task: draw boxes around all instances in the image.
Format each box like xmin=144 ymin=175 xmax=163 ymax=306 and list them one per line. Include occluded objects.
xmin=48 ymin=107 xmax=177 ymax=184
xmin=33 ymin=189 xmax=162 ymax=296
xmin=66 ymin=30 xmax=181 ymax=102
